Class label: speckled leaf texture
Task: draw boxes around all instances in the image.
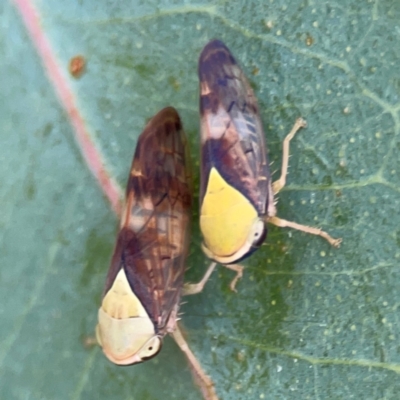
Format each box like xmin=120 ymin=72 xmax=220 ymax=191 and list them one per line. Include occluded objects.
xmin=1 ymin=1 xmax=399 ymax=399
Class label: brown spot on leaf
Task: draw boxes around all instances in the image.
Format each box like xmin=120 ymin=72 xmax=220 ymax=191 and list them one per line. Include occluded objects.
xmin=69 ymin=55 xmax=86 ymax=78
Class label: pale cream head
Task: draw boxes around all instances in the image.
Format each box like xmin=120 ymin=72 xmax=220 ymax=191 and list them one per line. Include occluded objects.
xmin=96 ymin=269 xmax=162 ymax=365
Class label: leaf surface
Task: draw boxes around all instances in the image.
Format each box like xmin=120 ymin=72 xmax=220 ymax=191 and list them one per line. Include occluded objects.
xmin=1 ymin=0 xmax=400 ymax=398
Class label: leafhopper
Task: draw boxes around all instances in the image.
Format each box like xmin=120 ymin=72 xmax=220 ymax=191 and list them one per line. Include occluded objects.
xmin=187 ymin=40 xmax=342 ymax=293
xmin=96 ymin=107 xmax=217 ymax=398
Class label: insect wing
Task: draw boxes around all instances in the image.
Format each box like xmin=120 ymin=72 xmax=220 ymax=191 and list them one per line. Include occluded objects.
xmin=97 ymin=107 xmax=192 ymax=365
xmin=198 ymin=40 xmax=269 ymax=262
xmin=198 ymin=39 xmax=270 ymax=213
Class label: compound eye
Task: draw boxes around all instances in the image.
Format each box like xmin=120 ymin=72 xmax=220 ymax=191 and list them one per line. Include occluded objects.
xmin=138 ymin=336 xmax=162 ymax=361
xmin=252 ymin=220 xmax=266 ymax=247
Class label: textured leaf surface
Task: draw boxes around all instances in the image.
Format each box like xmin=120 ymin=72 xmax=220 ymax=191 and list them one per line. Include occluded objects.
xmin=1 ymin=0 xmax=400 ymax=399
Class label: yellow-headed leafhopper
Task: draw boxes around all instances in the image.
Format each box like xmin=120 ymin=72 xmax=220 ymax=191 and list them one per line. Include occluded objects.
xmin=193 ymin=40 xmax=342 ymax=291
xmin=95 ymin=107 xmax=217 ymax=399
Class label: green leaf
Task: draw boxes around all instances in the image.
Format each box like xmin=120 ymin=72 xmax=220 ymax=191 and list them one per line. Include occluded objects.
xmin=2 ymin=0 xmax=400 ymax=399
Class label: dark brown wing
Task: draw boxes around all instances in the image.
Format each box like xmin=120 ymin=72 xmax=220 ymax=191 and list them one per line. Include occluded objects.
xmin=103 ymin=107 xmax=192 ymax=334
xmin=198 ymin=39 xmax=270 ymax=216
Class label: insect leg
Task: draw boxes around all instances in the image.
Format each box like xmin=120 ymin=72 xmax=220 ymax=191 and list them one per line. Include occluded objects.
xmin=267 ymin=216 xmax=342 ymax=247
xmin=183 ymin=262 xmax=244 ymax=295
xmin=224 ymin=264 xmax=244 ymax=292
xmin=171 ymin=325 xmax=218 ymax=400
xmin=183 ymin=262 xmax=218 ymax=296
xmin=272 ymin=118 xmax=307 ymax=195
